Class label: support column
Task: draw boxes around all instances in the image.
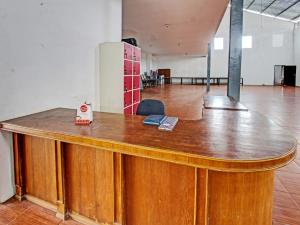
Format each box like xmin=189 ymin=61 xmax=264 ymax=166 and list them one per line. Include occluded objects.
xmin=146 ymin=53 xmax=152 ymax=75
xmin=207 ymin=43 xmax=211 ymax=92
xmin=227 ymin=0 xmax=244 ymax=101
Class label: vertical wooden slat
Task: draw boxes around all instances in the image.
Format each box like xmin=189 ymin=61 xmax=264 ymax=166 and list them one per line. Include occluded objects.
xmin=196 ymin=169 xmax=208 ymax=225
xmin=94 ymin=148 xmax=114 ymax=223
xmin=114 ymin=152 xmax=125 ymax=224
xmin=24 ymin=135 xmax=32 ymax=196
xmin=80 ymin=146 xmax=96 ymax=219
xmin=31 ymin=137 xmax=45 ymax=200
xmin=193 ymin=168 xmax=198 ymax=225
xmin=55 ymin=141 xmax=67 ymax=219
xmin=13 ymin=133 xmax=25 ymax=200
xmin=65 ymin=144 xmax=80 ymax=213
xmin=45 ymin=140 xmax=57 ymax=203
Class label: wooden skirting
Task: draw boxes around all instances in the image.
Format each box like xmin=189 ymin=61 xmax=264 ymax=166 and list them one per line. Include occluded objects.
xmin=24 ymin=194 xmax=57 ymax=212
xmin=69 ymin=211 xmax=111 ymax=225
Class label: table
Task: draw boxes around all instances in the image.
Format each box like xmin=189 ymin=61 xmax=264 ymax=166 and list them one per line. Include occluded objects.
xmin=203 ymin=95 xmax=248 ymax=111
xmin=0 ymin=107 xmax=296 ymax=225
xmin=169 ymin=77 xmax=244 ymax=85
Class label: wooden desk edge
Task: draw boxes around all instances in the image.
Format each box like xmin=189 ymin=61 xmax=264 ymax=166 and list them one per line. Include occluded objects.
xmin=1 ymin=122 xmax=297 ymax=173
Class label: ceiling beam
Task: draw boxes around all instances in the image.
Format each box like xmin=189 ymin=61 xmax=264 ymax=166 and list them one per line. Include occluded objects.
xmin=261 ymin=0 xmax=278 ymax=13
xmin=292 ymin=13 xmax=300 ymax=21
xmin=247 ymin=0 xmax=255 ymax=9
xmin=276 ymin=0 xmax=300 ymax=17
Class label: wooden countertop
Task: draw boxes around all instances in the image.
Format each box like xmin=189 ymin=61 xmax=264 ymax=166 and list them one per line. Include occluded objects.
xmin=0 ymin=108 xmax=297 ymax=172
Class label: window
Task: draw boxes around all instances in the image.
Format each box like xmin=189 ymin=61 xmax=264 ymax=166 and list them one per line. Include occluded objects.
xmin=214 ymin=37 xmax=224 ymax=50
xmin=242 ymin=36 xmax=252 ymax=49
xmin=272 ymin=34 xmax=283 ymax=47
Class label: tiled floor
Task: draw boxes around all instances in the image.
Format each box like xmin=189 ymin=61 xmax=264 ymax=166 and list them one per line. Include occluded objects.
xmin=1 ymin=85 xmax=300 ymax=224
xmin=0 ymin=198 xmax=82 ymax=225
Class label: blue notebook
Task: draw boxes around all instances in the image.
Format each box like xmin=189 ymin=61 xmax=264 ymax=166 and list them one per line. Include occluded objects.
xmin=143 ymin=115 xmax=166 ymax=126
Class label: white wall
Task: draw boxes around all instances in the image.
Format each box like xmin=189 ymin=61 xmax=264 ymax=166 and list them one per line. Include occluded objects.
xmin=212 ymin=8 xmax=295 ymax=85
xmin=153 ymin=9 xmax=295 ymax=85
xmin=295 ymin=24 xmax=300 ymax=87
xmin=0 ymin=0 xmax=122 ymax=121
xmin=156 ymin=56 xmax=207 ymax=77
xmin=0 ymin=132 xmax=14 ymax=202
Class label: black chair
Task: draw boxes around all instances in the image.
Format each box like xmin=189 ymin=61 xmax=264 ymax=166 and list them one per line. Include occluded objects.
xmin=136 ymin=99 xmax=165 ymax=116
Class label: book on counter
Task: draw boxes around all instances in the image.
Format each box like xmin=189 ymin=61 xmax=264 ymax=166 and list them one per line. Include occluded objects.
xmin=158 ymin=116 xmax=178 ymax=131
xmin=143 ymin=115 xmax=179 ymax=131
xmin=143 ymin=115 xmax=166 ymax=126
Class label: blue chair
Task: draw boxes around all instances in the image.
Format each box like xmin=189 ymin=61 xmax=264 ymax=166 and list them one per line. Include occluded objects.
xmin=136 ymin=99 xmax=165 ymax=116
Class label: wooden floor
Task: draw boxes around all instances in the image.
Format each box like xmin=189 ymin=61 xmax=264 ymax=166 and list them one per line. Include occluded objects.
xmin=143 ymin=84 xmax=300 ymax=225
xmin=1 ymin=84 xmax=300 ymax=225
xmin=0 ymin=198 xmax=81 ymax=225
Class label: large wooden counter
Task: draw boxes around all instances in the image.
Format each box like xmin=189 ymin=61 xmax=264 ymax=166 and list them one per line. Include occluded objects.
xmin=0 ymin=108 xmax=297 ymax=225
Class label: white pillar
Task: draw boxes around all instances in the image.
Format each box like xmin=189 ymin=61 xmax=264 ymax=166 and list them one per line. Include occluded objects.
xmin=146 ymin=53 xmax=153 ymax=75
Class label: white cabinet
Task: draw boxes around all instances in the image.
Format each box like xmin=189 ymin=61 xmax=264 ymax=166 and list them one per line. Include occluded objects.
xmin=99 ymin=42 xmax=141 ymax=115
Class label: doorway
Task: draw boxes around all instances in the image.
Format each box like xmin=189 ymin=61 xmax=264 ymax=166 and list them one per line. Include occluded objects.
xmin=274 ymin=65 xmax=296 ymax=86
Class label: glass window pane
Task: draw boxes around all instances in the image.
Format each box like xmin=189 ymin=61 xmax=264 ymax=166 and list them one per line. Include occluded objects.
xmin=214 ymin=37 xmax=224 ymax=50
xmin=242 ymin=36 xmax=252 ymax=49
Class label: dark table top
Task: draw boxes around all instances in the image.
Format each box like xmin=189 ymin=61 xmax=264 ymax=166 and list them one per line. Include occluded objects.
xmin=204 ymin=96 xmax=248 ymax=111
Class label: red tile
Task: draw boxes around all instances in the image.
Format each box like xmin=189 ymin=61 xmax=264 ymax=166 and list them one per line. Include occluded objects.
xmin=9 ymin=203 xmax=61 ymax=225
xmin=295 ymin=158 xmax=300 ymax=167
xmin=0 ymin=199 xmax=83 ymax=225
xmin=0 ymin=205 xmax=19 ymax=224
xmin=292 ymin=194 xmax=300 ymax=209
xmin=275 ymin=176 xmax=288 ymax=192
xmin=272 ymin=220 xmax=295 ymax=225
xmin=273 ymin=191 xmax=299 ymax=210
xmin=3 ymin=198 xmax=32 ymax=214
xmin=277 ymin=172 xmax=300 ymax=195
xmin=278 ymin=161 xmax=300 ymax=174
xmin=294 ymin=148 xmax=300 ymax=166
xmin=272 ymin=206 xmax=300 ymax=225
xmin=59 ymin=219 xmax=83 ymax=225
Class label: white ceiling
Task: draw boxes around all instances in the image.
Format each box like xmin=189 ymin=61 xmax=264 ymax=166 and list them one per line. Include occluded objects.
xmin=122 ymin=0 xmax=229 ymax=56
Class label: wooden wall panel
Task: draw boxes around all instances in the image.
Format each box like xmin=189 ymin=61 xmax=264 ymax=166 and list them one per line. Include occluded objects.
xmin=23 ymin=135 xmax=57 ymax=204
xmin=124 ymin=156 xmax=196 ymax=225
xmin=208 ymin=170 xmax=274 ymax=225
xmin=64 ymin=144 xmax=114 ymax=223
